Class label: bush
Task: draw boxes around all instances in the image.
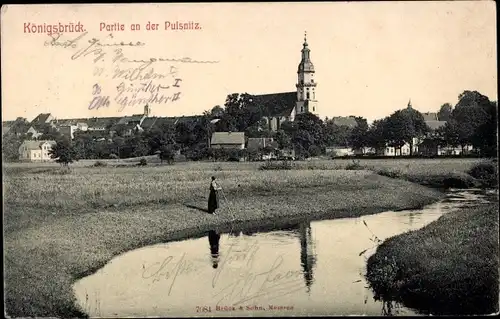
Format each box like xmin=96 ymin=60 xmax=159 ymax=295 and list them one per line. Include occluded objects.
xmin=467 ymin=162 xmax=498 ymax=188
xmin=93 ymin=160 xmax=107 ymax=167
xmin=377 ymin=168 xmax=403 ymax=179
xmin=345 ymin=159 xmax=365 ymax=170
xmin=138 ymin=158 xmax=148 ymax=166
xmin=259 ymin=160 xmax=293 ymax=170
xmin=109 ymin=154 xmax=119 ymax=159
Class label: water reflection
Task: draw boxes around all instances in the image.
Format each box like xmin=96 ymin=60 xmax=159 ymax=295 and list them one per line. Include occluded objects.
xmin=298 ymin=222 xmax=316 ymax=293
xmin=72 ymin=189 xmax=492 ymax=317
xmin=208 ymin=230 xmax=221 ymax=269
xmin=206 ymin=222 xmax=318 ymax=292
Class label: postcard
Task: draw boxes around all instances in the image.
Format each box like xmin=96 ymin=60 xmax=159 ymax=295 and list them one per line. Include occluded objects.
xmin=2 ymin=2 xmax=498 ymax=318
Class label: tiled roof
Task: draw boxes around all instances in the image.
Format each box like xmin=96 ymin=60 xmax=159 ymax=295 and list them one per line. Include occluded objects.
xmin=332 ymin=116 xmax=358 ymax=128
xmin=141 ymin=116 xmax=203 ymax=130
xmin=247 ymin=137 xmax=278 ymax=150
xmin=252 ymin=92 xmax=297 ymax=117
xmin=166 ymin=115 xmax=203 ymax=125
xmin=140 ymin=117 xmax=159 ymax=130
xmin=425 ymin=120 xmax=446 ymax=131
xmin=117 ymin=114 xmax=145 ymax=125
xmin=2 ymin=124 xmax=12 ymax=135
xmin=20 ymin=140 xmax=56 ymax=151
xmin=87 ymin=117 xmax=121 ymax=128
xmin=31 ymin=113 xmax=52 ymax=124
xmin=54 ymin=118 xmax=89 ymax=126
xmin=422 ymin=112 xmax=439 ymax=121
xmin=211 ymin=132 xmax=245 ymax=145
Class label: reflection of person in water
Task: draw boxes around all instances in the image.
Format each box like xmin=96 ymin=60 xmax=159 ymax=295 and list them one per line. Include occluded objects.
xmin=208 ymin=230 xmax=221 ymax=268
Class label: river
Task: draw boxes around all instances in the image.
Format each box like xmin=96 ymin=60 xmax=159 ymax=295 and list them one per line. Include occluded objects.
xmin=72 ymin=188 xmax=496 ymax=317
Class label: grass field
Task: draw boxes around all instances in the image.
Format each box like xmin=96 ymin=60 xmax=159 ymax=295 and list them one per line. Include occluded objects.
xmin=2 ymin=158 xmax=490 ymax=317
xmin=366 ymin=202 xmax=499 ymax=315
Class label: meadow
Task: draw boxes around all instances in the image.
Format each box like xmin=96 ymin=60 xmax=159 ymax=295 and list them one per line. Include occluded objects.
xmin=2 ymin=157 xmax=490 ymax=317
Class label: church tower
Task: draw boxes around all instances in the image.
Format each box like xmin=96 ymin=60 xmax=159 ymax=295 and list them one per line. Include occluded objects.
xmin=296 ymin=32 xmax=318 ymax=116
xmin=144 ymin=104 xmax=151 ymax=117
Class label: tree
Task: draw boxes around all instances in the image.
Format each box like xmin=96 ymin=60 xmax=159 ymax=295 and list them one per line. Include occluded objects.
xmin=437 ymin=103 xmax=453 ymax=121
xmin=175 ymin=120 xmax=198 ymax=148
xmin=471 ymin=100 xmax=498 ymax=157
xmin=437 ymin=119 xmax=462 ymax=148
xmin=2 ymin=134 xmax=24 ymax=161
xmin=367 ymin=118 xmax=389 ymax=150
xmin=323 ymin=119 xmax=352 ymax=147
xmin=159 ymin=144 xmax=176 ymax=164
xmin=449 ymin=90 xmax=494 ymax=154
xmin=384 ymin=108 xmax=428 ymax=155
xmin=49 ymin=139 xmax=77 ymax=167
xmin=349 ymin=117 xmax=369 ymax=150
xmin=210 ymin=105 xmax=225 ymax=118
xmin=287 ymin=113 xmax=325 ymax=156
xmin=275 ymin=129 xmax=292 ymax=149
xmin=217 ymin=93 xmax=263 ymax=133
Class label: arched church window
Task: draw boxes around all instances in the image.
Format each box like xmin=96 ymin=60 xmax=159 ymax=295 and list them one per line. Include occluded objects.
xmin=301 ymin=107 xmax=304 ymax=112
xmin=311 ymin=79 xmax=314 ymax=83
xmin=307 ymin=92 xmax=310 ymax=99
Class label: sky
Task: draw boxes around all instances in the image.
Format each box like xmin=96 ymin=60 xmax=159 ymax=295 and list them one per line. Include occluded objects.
xmin=1 ymin=2 xmax=497 ymax=123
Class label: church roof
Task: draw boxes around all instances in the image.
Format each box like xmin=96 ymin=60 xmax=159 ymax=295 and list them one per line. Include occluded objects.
xmin=252 ymin=92 xmax=297 ymax=117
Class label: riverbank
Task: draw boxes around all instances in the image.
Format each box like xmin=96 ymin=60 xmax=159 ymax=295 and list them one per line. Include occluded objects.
xmin=366 ymin=200 xmax=499 ymax=315
xmin=3 ymin=164 xmax=444 ymax=318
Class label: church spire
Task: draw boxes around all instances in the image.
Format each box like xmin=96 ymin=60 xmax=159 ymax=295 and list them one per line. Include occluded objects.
xmin=407 ymin=99 xmax=412 ymax=109
xmin=298 ymin=31 xmax=313 ymax=72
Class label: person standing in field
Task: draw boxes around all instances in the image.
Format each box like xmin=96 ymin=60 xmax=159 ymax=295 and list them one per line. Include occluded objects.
xmin=208 ymin=176 xmax=221 ymax=215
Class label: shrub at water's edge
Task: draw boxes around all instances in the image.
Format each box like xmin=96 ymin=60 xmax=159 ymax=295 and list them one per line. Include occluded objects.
xmin=366 ymin=203 xmax=499 ymax=315
xmin=467 ymin=161 xmax=498 ymax=188
xmin=374 ymin=159 xmax=498 ymax=189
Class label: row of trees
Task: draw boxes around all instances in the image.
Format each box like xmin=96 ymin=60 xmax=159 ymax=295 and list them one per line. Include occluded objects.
xmin=2 ymin=90 xmax=497 ymax=163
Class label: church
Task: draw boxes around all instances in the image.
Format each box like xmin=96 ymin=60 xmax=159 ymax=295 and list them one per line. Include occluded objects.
xmin=255 ymin=32 xmax=319 ymax=132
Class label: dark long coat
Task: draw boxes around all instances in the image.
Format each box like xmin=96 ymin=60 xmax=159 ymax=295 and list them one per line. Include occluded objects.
xmin=208 ymin=181 xmax=219 ymax=214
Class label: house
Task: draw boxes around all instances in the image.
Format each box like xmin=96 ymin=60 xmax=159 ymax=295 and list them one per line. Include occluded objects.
xmin=375 ymin=146 xmax=396 ymax=156
xmin=353 ymin=147 xmax=375 ymax=156
xmin=18 ymin=140 xmax=56 ymax=161
xmin=31 ymin=113 xmax=54 ymax=126
xmin=278 ymin=148 xmax=296 ymax=159
xmin=210 ymin=132 xmax=245 ymax=149
xmin=246 ymin=137 xmax=279 ymax=150
xmin=2 ymin=117 xmax=29 ymax=136
xmin=422 ymin=112 xmax=439 ymax=121
xmin=247 ymin=137 xmax=279 ymax=160
xmin=326 ymin=146 xmax=354 ymax=157
xmin=26 ymin=126 xmax=44 ymax=139
xmin=59 ymin=125 xmax=78 ymax=139
xmin=425 ymin=119 xmax=447 ymax=132
xmin=86 ymin=117 xmax=121 ymax=131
